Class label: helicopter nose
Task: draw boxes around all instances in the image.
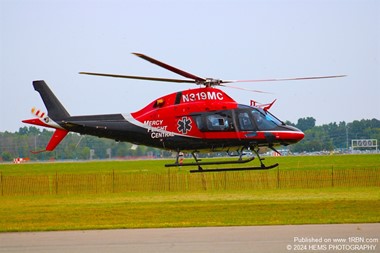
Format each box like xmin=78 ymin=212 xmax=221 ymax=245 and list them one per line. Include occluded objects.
xmin=293 ymin=130 xmax=305 ymax=142
xmin=275 ymin=126 xmax=304 ymax=145
xmin=288 ymin=127 xmax=304 ymax=143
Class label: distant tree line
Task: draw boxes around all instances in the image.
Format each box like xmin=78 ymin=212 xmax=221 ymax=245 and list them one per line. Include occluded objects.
xmin=0 ymin=127 xmax=171 ymax=162
xmin=1 ymin=117 xmax=379 ymax=161
xmin=286 ymin=117 xmax=380 ymax=153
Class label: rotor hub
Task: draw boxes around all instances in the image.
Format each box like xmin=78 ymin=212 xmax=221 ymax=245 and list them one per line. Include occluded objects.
xmin=203 ymin=78 xmax=222 ymax=87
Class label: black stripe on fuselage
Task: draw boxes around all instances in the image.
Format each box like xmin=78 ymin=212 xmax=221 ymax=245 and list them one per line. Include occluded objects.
xmin=58 ymin=114 xmax=289 ymax=152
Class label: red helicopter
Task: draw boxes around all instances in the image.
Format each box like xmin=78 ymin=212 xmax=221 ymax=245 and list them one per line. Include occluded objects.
xmin=23 ymin=53 xmax=345 ymax=172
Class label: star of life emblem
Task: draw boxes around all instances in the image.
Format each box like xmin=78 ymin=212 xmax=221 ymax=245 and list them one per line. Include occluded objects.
xmin=177 ymin=116 xmax=192 ymax=134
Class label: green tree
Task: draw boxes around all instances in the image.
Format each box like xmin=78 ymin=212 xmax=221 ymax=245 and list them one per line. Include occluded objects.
xmin=1 ymin=151 xmax=13 ymax=161
xmin=296 ymin=117 xmax=316 ymax=132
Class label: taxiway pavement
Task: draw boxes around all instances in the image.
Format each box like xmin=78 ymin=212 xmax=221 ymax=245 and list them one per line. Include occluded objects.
xmin=1 ymin=223 xmax=379 ymax=253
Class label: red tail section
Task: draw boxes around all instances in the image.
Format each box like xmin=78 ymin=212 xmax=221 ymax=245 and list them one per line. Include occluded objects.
xmin=30 ymin=129 xmax=69 ymax=154
xmin=23 ymin=117 xmax=69 ymax=153
xmin=45 ymin=129 xmax=69 ymax=151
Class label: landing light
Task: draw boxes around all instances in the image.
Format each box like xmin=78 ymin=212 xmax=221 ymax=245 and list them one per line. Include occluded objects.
xmin=155 ymin=99 xmax=165 ymax=107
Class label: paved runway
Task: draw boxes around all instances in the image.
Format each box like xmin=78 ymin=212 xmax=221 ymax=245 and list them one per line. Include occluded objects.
xmin=1 ymin=224 xmax=379 ymax=253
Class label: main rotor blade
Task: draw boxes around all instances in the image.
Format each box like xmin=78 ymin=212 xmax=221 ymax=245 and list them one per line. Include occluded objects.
xmin=79 ymin=72 xmax=196 ymax=83
xmin=132 ymin=53 xmax=206 ymax=84
xmin=219 ymin=84 xmax=273 ymax=94
xmin=224 ymin=75 xmax=347 ymax=83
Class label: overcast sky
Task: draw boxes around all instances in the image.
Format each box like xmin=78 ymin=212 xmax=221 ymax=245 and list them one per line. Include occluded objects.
xmin=1 ymin=0 xmax=379 ymax=132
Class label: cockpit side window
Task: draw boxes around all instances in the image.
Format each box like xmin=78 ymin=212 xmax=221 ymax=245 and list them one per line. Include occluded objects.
xmin=238 ymin=112 xmax=255 ymax=131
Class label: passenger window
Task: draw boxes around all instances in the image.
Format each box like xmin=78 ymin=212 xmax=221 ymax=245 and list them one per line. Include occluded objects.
xmin=195 ymin=115 xmax=205 ymax=131
xmin=195 ymin=111 xmax=235 ymax=132
xmin=207 ymin=114 xmax=229 ymax=131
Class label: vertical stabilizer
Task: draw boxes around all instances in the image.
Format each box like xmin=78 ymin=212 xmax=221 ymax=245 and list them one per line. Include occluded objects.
xmin=33 ymin=80 xmax=70 ymax=120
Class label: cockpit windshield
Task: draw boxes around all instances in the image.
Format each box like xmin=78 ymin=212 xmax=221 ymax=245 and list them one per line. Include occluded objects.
xmin=250 ymin=108 xmax=284 ymax=130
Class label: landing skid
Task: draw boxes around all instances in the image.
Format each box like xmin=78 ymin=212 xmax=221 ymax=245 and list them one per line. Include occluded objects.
xmin=189 ymin=163 xmax=278 ymax=173
xmin=165 ymin=148 xmax=279 ymax=173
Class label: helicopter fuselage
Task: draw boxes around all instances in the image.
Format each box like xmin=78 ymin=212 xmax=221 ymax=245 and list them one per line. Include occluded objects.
xmin=24 ymin=83 xmax=304 ymax=154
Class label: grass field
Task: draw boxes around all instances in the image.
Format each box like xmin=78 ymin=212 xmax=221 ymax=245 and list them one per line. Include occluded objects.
xmin=0 ymin=154 xmax=379 ymax=232
xmin=1 ymin=154 xmax=379 ymax=175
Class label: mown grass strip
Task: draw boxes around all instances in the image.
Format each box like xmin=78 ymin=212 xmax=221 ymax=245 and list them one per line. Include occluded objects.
xmin=0 ymin=187 xmax=379 ymax=232
xmin=0 ymin=167 xmax=378 ymax=196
